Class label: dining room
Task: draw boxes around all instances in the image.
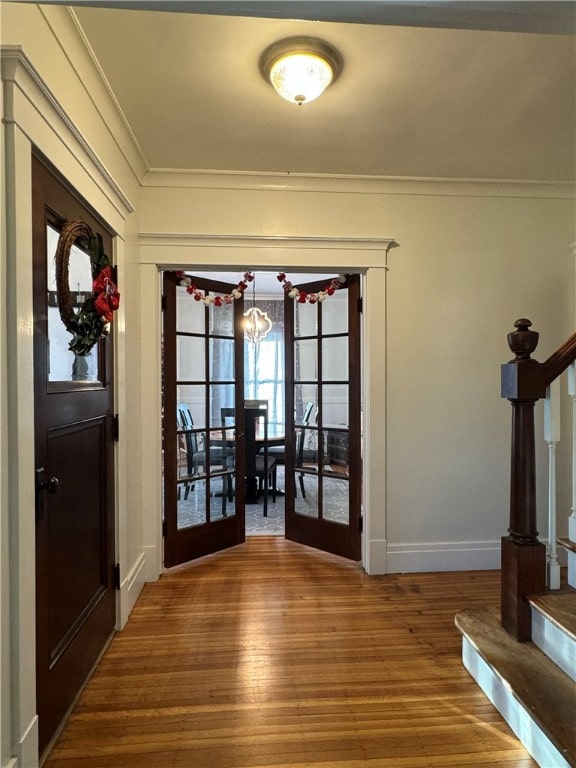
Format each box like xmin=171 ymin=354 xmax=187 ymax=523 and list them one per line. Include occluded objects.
xmin=164 ymin=268 xmax=358 ymax=566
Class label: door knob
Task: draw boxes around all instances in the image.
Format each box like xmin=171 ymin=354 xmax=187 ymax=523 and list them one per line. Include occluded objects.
xmin=35 ymin=468 xmax=59 ymax=521
xmin=36 ymin=467 xmax=60 ymax=493
xmin=38 ymin=476 xmax=59 ymax=494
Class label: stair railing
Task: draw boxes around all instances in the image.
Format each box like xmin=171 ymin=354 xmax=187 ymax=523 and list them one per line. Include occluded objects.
xmin=567 ymin=367 xmax=576 ymax=562
xmin=544 ymin=378 xmax=561 ymax=590
xmin=501 ymin=319 xmax=576 ymax=641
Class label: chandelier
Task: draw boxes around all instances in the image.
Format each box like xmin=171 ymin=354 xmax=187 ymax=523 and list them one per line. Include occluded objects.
xmin=243 ymin=276 xmax=272 ymax=343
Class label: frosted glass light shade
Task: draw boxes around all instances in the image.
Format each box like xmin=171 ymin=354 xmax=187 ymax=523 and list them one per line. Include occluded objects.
xmin=244 ymin=306 xmax=272 ymax=343
xmin=270 ymin=52 xmax=333 ymax=105
xmin=260 ymin=37 xmax=343 ymax=106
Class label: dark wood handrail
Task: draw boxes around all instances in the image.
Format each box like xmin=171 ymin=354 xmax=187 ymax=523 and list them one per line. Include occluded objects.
xmin=542 ymin=330 xmax=576 ymax=386
xmin=500 ymin=318 xmax=564 ymax=641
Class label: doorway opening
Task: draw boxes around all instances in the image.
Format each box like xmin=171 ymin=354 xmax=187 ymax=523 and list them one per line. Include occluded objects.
xmin=162 ymin=268 xmax=362 ymax=567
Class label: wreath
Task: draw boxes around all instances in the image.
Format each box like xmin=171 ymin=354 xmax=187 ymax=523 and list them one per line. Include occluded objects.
xmin=55 ymin=220 xmax=120 ymax=356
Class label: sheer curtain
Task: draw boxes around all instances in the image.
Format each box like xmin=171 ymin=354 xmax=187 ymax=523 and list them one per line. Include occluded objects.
xmin=244 ymin=299 xmax=284 ymax=431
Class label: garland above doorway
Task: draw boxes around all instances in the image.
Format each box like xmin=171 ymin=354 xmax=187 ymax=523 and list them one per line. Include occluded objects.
xmin=175 ymin=271 xmax=346 ymax=305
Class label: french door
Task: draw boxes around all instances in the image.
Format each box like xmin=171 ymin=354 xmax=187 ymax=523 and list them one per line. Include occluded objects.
xmin=163 ymin=272 xmax=245 ymax=567
xmin=284 ymin=274 xmax=362 ymax=560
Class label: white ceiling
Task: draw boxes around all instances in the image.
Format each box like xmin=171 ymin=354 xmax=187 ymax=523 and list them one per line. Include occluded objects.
xmin=39 ymin=1 xmax=576 ymax=181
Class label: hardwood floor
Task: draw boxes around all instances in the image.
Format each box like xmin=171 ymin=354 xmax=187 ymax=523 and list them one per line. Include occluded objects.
xmin=44 ymin=538 xmax=536 ymax=768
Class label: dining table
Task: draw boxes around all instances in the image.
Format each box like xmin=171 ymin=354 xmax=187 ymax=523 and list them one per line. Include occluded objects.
xmin=244 ymin=405 xmax=284 ymax=504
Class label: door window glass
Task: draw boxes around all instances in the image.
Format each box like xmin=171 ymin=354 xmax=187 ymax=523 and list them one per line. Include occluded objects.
xmin=177 ymin=386 xmax=206 ymax=428
xmin=210 ymin=338 xmax=235 ymax=380
xmin=322 ymin=292 xmax=348 ymax=334
xmin=294 ymin=339 xmax=318 ymax=380
xmin=173 ymin=282 xmax=238 ymax=534
xmin=322 ymin=336 xmax=348 ymax=380
xmin=210 ymin=301 xmax=234 ymax=336
xmin=323 ymin=430 xmax=349 ymax=477
xmin=176 ymin=285 xmax=204 ymax=333
xmin=295 ymin=475 xmax=319 ymax=518
xmin=47 ymin=225 xmax=100 ymax=384
xmin=322 ymin=476 xmax=350 ymax=525
xmin=177 ymin=336 xmax=204 ymax=380
xmin=294 ymin=299 xmax=317 ymax=336
xmin=322 ymin=384 xmax=349 ymax=427
xmin=295 ymin=385 xmax=318 ymax=420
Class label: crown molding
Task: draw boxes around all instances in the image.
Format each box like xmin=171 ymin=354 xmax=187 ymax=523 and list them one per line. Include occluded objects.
xmin=142 ymin=168 xmax=575 ymax=199
xmin=1 ymin=45 xmax=135 ymax=218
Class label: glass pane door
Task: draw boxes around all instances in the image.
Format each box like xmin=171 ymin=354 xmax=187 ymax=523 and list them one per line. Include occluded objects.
xmin=284 ymin=274 xmax=361 ymax=560
xmin=163 ymin=272 xmax=245 ymax=567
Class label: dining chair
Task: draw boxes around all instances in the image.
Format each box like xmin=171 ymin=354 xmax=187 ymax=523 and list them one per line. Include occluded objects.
xmin=244 ymin=402 xmax=277 ymax=517
xmin=176 ymin=403 xmax=197 ymax=500
xmin=267 ymin=401 xmax=314 ymax=498
xmin=295 ymin=401 xmax=315 ymax=499
xmin=177 ymin=403 xmax=234 ymax=514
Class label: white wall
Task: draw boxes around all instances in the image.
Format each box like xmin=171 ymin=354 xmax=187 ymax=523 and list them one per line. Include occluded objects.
xmin=384 ymin=191 xmax=574 ymax=570
xmin=138 ymin=174 xmax=575 ymax=574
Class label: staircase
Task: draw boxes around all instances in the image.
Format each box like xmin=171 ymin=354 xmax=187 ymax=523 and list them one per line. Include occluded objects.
xmin=455 ymin=320 xmax=576 ymax=767
xmin=456 ymin=585 xmax=576 ymax=768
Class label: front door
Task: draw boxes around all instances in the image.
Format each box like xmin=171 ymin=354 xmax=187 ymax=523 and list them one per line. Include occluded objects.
xmin=163 ymin=271 xmax=245 ymax=567
xmin=284 ymin=274 xmax=362 ymax=560
xmin=32 ymin=154 xmax=116 ymax=756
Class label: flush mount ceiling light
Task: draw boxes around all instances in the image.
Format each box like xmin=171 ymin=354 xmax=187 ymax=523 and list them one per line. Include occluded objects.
xmin=260 ymin=37 xmax=343 ymax=106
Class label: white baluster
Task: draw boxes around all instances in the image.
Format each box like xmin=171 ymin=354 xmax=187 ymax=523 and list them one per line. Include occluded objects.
xmin=544 ymin=379 xmax=561 ymax=589
xmin=568 ymin=364 xmax=576 ymax=544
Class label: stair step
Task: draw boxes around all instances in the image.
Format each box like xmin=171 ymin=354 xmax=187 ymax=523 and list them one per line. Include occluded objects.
xmin=530 ymin=590 xmax=576 ymax=683
xmin=456 ymin=606 xmax=576 ymax=768
xmin=558 ymin=539 xmax=576 ymax=588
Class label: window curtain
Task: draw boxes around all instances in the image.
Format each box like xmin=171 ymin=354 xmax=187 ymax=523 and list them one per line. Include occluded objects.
xmin=244 ymin=299 xmax=284 ymax=430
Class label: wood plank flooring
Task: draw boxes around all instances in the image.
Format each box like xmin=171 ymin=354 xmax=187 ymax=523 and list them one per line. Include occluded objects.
xmin=44 ymin=538 xmax=536 ymax=768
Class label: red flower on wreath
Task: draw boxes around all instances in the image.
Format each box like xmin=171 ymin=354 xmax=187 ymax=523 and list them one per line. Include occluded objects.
xmin=93 ymin=266 xmax=120 ymax=323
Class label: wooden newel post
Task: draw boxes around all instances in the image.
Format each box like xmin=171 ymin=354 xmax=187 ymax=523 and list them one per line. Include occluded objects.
xmin=500 ymin=319 xmax=547 ymax=641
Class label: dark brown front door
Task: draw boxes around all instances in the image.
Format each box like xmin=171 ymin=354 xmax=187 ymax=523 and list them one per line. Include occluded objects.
xmin=32 ymin=154 xmax=116 ymax=757
xmin=284 ymin=274 xmax=362 ymax=560
xmin=163 ymin=271 xmax=245 ymax=567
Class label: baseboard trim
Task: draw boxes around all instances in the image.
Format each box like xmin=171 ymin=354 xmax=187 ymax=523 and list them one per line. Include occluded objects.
xmin=365 ymin=538 xmax=387 ymax=575
xmin=386 ymin=540 xmax=500 ymax=572
xmin=141 ymin=544 xmax=161 ymax=582
xmin=15 ymin=714 xmax=38 ymax=768
xmin=118 ymin=551 xmax=146 ymax=629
